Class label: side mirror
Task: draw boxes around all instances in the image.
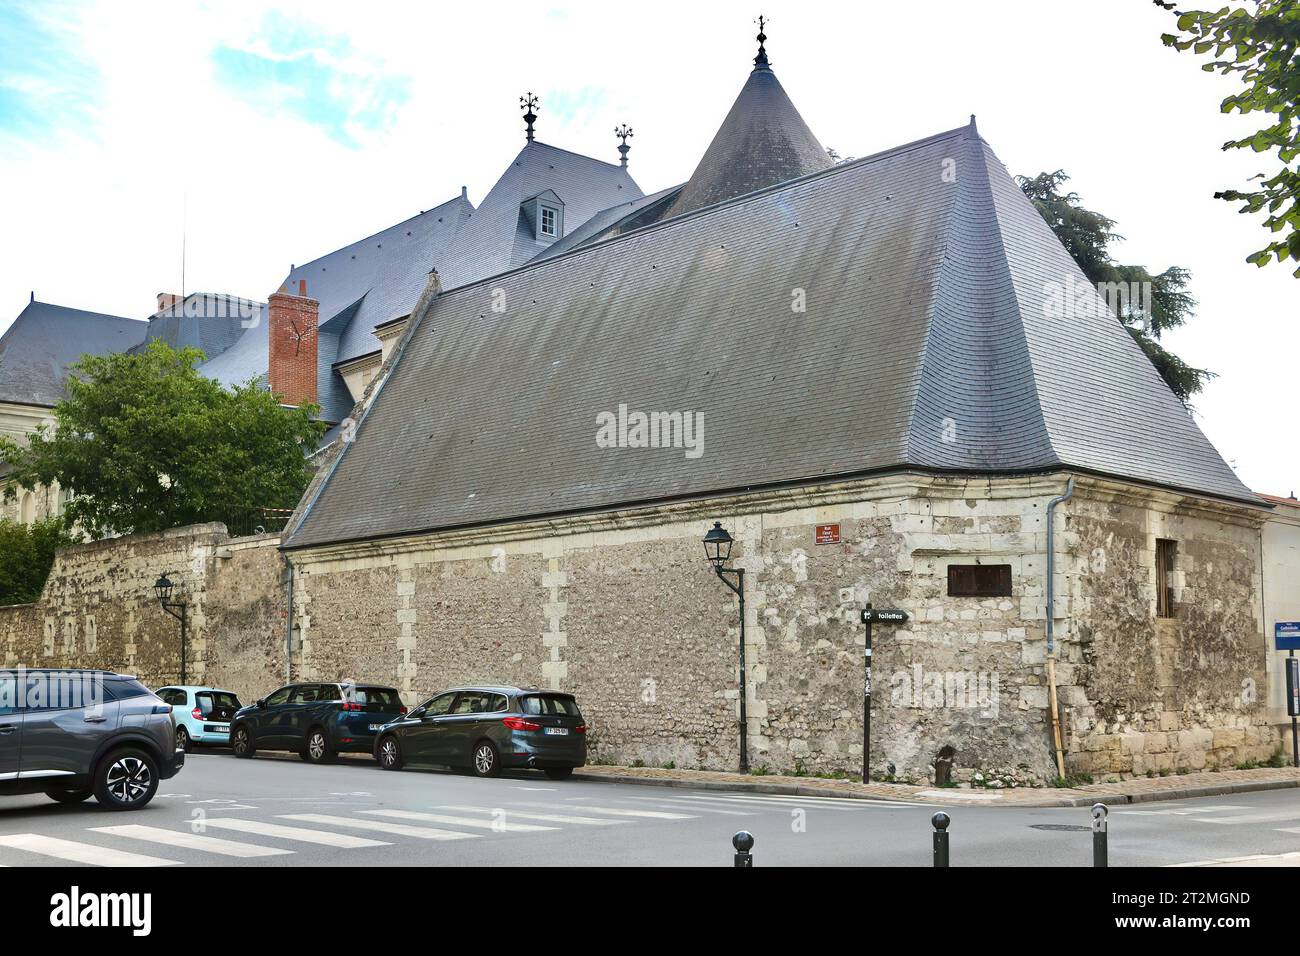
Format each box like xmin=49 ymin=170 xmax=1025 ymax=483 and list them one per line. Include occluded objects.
xmin=256 ymin=699 xmax=266 ymax=709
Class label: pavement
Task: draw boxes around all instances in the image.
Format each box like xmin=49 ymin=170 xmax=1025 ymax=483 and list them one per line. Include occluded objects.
xmin=573 ymin=764 xmax=1300 ymax=807
xmin=1 ymin=750 xmax=1299 ymax=866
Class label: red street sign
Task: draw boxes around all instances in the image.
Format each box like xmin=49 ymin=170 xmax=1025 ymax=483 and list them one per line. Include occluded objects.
xmin=815 ymin=523 xmax=840 ymax=545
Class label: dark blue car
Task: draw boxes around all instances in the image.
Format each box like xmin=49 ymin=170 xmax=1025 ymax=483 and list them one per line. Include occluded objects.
xmin=229 ymin=682 xmax=406 ymax=763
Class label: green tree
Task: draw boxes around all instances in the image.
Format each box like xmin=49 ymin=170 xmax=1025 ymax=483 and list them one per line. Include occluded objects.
xmin=0 ymin=341 xmax=325 ymax=539
xmin=1158 ymin=0 xmax=1300 ymax=275
xmin=1018 ymin=170 xmax=1212 ymax=401
xmin=0 ymin=517 xmax=73 ymax=606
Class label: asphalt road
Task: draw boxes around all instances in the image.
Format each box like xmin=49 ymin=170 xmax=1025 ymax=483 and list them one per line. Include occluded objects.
xmin=0 ymin=751 xmax=1299 ymax=866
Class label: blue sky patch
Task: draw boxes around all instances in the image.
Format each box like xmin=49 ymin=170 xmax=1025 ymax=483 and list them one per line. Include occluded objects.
xmin=211 ymin=15 xmax=408 ymax=146
xmin=0 ymin=3 xmax=99 ymax=142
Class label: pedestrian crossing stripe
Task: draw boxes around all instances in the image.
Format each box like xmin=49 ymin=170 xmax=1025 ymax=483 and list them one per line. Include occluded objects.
xmin=620 ymin=797 xmax=755 ymax=816
xmin=0 ymin=833 xmax=180 ymax=867
xmin=90 ymin=824 xmax=294 ymax=858
xmin=522 ymin=804 xmax=697 ymax=820
xmin=202 ymin=817 xmax=392 ymax=848
xmin=279 ymin=813 xmax=478 ymax=840
xmin=434 ymin=805 xmax=630 ymax=826
xmin=360 ymin=809 xmax=557 ymax=832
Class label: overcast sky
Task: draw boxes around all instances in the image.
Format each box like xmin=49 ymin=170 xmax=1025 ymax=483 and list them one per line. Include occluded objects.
xmin=0 ymin=0 xmax=1295 ymax=494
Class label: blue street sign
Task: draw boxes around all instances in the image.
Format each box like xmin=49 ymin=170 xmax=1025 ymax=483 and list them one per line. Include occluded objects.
xmin=1276 ymin=622 xmax=1300 ymax=651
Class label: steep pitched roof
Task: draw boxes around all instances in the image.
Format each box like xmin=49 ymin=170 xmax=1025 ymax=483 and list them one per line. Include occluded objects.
xmin=131 ymin=292 xmax=263 ymax=363
xmin=0 ymin=300 xmax=145 ymax=406
xmin=437 ymin=140 xmax=642 ymax=286
xmin=665 ymin=58 xmax=832 ymax=219
xmin=284 ymin=122 xmax=1256 ymax=551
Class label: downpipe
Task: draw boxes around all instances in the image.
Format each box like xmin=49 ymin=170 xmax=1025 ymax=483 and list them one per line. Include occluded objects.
xmin=1045 ymin=475 xmax=1075 ymax=781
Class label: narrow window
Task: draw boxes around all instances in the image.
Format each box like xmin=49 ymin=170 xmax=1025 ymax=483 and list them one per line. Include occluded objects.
xmin=947 ymin=564 xmax=1012 ymax=597
xmin=1156 ymin=539 xmax=1177 ymax=618
xmin=540 ymin=205 xmax=557 ymax=237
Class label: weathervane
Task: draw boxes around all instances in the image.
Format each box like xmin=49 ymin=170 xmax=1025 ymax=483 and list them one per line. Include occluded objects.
xmin=615 ymin=124 xmax=633 ymax=167
xmin=754 ymin=14 xmax=769 ymax=68
xmin=520 ymin=92 xmax=539 ymax=143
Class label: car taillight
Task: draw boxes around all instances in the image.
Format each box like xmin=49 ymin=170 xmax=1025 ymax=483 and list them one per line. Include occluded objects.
xmin=399 ymin=706 xmax=408 ymax=715
xmin=575 ymin=724 xmax=587 ymax=734
xmin=191 ymin=707 xmax=203 ymax=720
xmin=342 ymin=702 xmax=362 ymax=711
xmin=503 ymin=716 xmax=542 ymax=731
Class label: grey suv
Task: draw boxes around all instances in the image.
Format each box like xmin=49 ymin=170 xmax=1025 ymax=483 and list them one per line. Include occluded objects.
xmin=0 ymin=669 xmax=184 ymax=810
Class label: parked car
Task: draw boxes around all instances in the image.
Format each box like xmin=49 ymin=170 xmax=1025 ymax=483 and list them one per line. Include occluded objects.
xmin=156 ymin=685 xmax=242 ymax=752
xmin=229 ymin=681 xmax=406 ymax=762
xmin=374 ymin=686 xmax=586 ymax=779
xmin=0 ymin=668 xmax=184 ymax=810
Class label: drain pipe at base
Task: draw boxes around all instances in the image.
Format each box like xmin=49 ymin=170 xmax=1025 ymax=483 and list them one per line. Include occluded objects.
xmin=1045 ymin=475 xmax=1075 ymax=781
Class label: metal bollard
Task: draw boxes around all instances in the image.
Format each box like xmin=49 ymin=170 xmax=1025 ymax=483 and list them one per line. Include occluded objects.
xmin=733 ymin=830 xmax=754 ymax=867
xmin=931 ymin=811 xmax=950 ymax=867
xmin=1091 ymin=803 xmax=1108 ymax=867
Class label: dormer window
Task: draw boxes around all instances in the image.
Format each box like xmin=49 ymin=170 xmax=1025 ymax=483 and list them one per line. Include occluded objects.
xmin=522 ymin=190 xmax=565 ymax=243
xmin=540 ymin=205 xmax=558 ymax=237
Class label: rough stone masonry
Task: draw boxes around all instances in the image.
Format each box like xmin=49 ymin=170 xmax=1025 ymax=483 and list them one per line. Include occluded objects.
xmin=0 ymin=471 xmax=1276 ymax=784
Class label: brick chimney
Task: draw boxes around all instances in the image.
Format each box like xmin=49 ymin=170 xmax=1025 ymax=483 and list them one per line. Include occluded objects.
xmin=267 ymin=279 xmax=319 ymax=407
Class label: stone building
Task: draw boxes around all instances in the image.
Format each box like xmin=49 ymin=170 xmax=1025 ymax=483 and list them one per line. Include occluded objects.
xmin=275 ymin=30 xmax=1279 ymax=783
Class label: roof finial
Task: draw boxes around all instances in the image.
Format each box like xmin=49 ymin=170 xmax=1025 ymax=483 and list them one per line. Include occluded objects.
xmin=520 ymin=92 xmax=539 ymax=143
xmin=754 ymin=14 xmax=770 ymax=69
xmin=615 ymin=124 xmax=633 ymax=167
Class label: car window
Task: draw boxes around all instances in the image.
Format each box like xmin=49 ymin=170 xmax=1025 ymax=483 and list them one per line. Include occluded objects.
xmin=451 ymin=692 xmax=493 ymax=714
xmin=265 ymin=686 xmax=292 ymax=707
xmin=104 ymin=679 xmax=154 ymax=702
xmin=354 ymin=687 xmax=401 ymax=706
xmin=0 ymin=675 xmax=15 ymax=716
xmin=520 ymin=694 xmax=582 ymax=717
xmin=195 ymin=691 xmax=240 ymax=715
xmin=423 ymin=693 xmax=457 ymax=716
xmin=317 ymin=684 xmax=342 ymax=701
xmin=490 ymin=694 xmax=507 ymax=712
xmin=288 ymin=685 xmax=320 ymax=704
xmin=158 ymin=688 xmax=187 ymax=707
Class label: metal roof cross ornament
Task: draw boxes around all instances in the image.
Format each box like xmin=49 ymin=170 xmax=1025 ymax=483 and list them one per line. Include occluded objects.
xmin=615 ymin=124 xmax=633 ymax=167
xmin=754 ymin=15 xmax=769 ymax=68
xmin=520 ymin=92 xmax=539 ymax=143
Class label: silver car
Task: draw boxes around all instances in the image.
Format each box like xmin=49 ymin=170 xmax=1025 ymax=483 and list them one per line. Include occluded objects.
xmin=0 ymin=669 xmax=185 ymax=809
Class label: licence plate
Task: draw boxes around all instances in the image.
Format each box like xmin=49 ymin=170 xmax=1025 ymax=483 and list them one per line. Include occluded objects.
xmin=544 ymin=727 xmax=569 ymax=736
xmin=368 ymin=723 xmax=383 ymax=731
xmin=203 ymin=724 xmax=229 ymax=733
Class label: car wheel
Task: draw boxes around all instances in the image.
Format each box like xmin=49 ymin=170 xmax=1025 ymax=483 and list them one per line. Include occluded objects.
xmin=471 ymin=740 xmax=500 ymax=778
xmin=543 ymin=767 xmax=574 ymax=781
xmin=93 ymin=749 xmax=159 ymax=810
xmin=231 ymin=724 xmax=256 ymax=758
xmin=301 ymin=727 xmax=335 ymax=763
xmin=176 ymin=726 xmax=193 ymax=753
xmin=46 ymin=788 xmax=93 ymax=804
xmin=377 ymin=735 xmax=404 ymax=771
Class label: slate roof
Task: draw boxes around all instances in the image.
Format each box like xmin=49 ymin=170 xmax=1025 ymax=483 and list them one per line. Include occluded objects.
xmin=131 ymin=293 xmax=262 ymax=363
xmin=0 ymin=300 xmax=145 ymax=406
xmin=200 ymin=143 xmax=640 ymax=424
xmin=666 ymin=58 xmax=832 ymax=219
xmin=283 ymin=117 xmax=1257 ymax=551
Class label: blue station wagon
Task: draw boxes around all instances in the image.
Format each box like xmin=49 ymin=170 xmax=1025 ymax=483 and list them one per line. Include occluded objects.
xmin=229 ymin=682 xmax=406 ymax=762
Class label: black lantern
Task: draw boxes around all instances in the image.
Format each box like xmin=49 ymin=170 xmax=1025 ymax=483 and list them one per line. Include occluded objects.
xmin=703 ymin=521 xmax=734 ymax=568
xmin=702 ymin=520 xmax=747 ymax=772
xmin=153 ymin=572 xmax=188 ymax=684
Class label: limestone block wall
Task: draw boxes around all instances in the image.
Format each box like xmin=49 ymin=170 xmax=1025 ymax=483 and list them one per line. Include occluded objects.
xmin=1062 ymin=483 xmax=1274 ymax=777
xmin=0 ymin=524 xmax=284 ymax=700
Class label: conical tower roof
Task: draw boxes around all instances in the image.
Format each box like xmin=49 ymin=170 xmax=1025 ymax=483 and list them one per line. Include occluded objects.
xmin=666 ymin=31 xmax=832 ymax=219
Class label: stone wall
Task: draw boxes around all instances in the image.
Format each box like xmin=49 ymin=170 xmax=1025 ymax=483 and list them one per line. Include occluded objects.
xmin=1064 ymin=485 xmax=1275 ymax=777
xmin=288 ymin=471 xmax=1277 ymax=784
xmin=0 ymin=523 xmax=286 ymax=701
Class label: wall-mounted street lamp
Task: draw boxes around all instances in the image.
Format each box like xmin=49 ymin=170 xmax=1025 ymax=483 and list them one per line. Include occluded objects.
xmin=703 ymin=521 xmax=748 ymax=773
xmin=153 ymin=573 xmax=188 ymax=684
